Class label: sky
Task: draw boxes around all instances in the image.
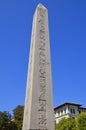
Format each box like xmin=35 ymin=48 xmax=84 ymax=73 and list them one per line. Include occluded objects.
xmin=0 ymin=0 xmax=86 ymax=113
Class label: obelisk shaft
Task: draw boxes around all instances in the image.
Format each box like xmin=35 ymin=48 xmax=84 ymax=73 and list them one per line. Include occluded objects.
xmin=22 ymin=4 xmax=55 ymax=130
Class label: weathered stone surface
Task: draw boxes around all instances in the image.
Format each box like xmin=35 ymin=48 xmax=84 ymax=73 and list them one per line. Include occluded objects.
xmin=22 ymin=3 xmax=55 ymax=130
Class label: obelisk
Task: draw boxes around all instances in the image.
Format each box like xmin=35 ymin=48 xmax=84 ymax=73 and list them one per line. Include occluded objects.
xmin=22 ymin=3 xmax=55 ymax=130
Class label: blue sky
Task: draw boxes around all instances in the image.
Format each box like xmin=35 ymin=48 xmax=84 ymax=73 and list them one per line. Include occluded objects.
xmin=0 ymin=0 xmax=86 ymax=113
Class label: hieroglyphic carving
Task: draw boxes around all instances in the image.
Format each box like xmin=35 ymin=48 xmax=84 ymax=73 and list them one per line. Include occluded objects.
xmin=38 ymin=8 xmax=47 ymax=130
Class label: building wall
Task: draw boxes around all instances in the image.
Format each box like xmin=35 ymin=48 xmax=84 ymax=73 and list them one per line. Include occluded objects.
xmin=55 ymin=104 xmax=86 ymax=124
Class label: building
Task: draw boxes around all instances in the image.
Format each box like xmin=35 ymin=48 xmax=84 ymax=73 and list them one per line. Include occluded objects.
xmin=54 ymin=102 xmax=86 ymax=124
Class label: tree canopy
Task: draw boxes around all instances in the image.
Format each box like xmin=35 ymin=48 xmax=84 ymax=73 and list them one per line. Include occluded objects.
xmin=13 ymin=105 xmax=24 ymax=130
xmin=56 ymin=112 xmax=86 ymax=130
xmin=0 ymin=105 xmax=24 ymax=130
xmin=55 ymin=117 xmax=76 ymax=130
xmin=76 ymin=112 xmax=86 ymax=130
xmin=0 ymin=106 xmax=86 ymax=130
xmin=0 ymin=111 xmax=17 ymax=130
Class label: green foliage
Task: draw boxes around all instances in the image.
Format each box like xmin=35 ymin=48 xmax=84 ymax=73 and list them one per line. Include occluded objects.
xmin=76 ymin=112 xmax=86 ymax=130
xmin=0 ymin=105 xmax=24 ymax=130
xmin=56 ymin=112 xmax=86 ymax=130
xmin=0 ymin=107 xmax=86 ymax=130
xmin=0 ymin=111 xmax=17 ymax=130
xmin=56 ymin=117 xmax=76 ymax=130
xmin=7 ymin=121 xmax=18 ymax=130
xmin=13 ymin=105 xmax=24 ymax=130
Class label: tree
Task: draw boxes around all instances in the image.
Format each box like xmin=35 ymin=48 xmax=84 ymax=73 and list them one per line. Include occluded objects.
xmin=0 ymin=111 xmax=17 ymax=130
xmin=55 ymin=117 xmax=76 ymax=130
xmin=0 ymin=111 xmax=11 ymax=130
xmin=76 ymin=112 xmax=86 ymax=130
xmin=0 ymin=105 xmax=24 ymax=130
xmin=8 ymin=121 xmax=18 ymax=130
xmin=55 ymin=112 xmax=86 ymax=130
xmin=13 ymin=105 xmax=24 ymax=130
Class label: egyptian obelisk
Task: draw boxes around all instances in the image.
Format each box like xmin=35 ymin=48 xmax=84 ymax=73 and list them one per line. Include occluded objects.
xmin=22 ymin=3 xmax=55 ymax=130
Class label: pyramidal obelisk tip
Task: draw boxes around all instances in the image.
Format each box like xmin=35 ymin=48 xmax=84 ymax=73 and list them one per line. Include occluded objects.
xmin=37 ymin=3 xmax=47 ymax=10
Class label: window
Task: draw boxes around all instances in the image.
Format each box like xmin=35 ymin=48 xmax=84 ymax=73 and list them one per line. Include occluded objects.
xmin=70 ymin=108 xmax=75 ymax=114
xmin=79 ymin=111 xmax=81 ymax=114
xmin=61 ymin=109 xmax=63 ymax=115
xmin=70 ymin=109 xmax=72 ymax=113
xmin=58 ymin=111 xmax=60 ymax=116
xmin=64 ymin=108 xmax=66 ymax=113
xmin=73 ymin=109 xmax=75 ymax=114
